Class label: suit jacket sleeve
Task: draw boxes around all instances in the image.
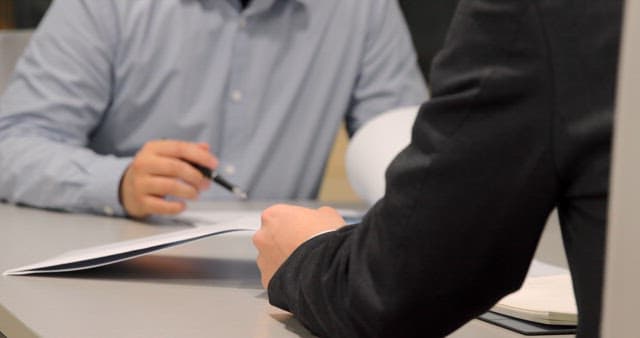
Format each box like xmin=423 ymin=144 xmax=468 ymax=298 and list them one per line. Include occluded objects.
xmin=268 ymin=1 xmax=560 ymax=336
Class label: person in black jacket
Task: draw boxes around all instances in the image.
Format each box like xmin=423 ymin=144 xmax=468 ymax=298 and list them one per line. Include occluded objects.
xmin=252 ymin=0 xmax=622 ymax=336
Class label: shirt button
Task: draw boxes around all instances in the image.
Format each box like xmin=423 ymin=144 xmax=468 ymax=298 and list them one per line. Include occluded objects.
xmin=225 ymin=165 xmax=236 ymax=175
xmin=103 ymin=206 xmax=115 ymax=216
xmin=230 ymin=90 xmax=243 ymax=103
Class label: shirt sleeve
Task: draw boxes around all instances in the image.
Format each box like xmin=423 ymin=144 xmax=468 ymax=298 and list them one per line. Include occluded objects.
xmin=345 ymin=0 xmax=429 ymax=136
xmin=0 ymin=0 xmax=130 ymax=216
xmin=267 ymin=1 xmax=561 ymax=337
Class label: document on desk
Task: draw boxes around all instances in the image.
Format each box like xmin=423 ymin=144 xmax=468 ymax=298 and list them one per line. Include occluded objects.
xmin=489 ymin=261 xmax=577 ymax=326
xmin=478 ymin=261 xmax=577 ymax=335
xmin=491 ymin=273 xmax=577 ymax=325
xmin=3 ymin=211 xmax=260 ymax=276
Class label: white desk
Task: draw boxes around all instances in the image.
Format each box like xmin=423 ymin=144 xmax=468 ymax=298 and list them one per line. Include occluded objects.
xmin=0 ymin=202 xmax=573 ymax=337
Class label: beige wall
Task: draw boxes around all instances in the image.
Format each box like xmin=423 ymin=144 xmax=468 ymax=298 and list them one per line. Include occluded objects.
xmin=601 ymin=0 xmax=640 ymax=335
xmin=0 ymin=30 xmax=32 ymax=94
xmin=317 ymin=125 xmax=362 ymax=203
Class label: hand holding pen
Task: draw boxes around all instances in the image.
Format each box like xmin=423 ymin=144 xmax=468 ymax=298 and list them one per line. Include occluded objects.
xmin=119 ymin=140 xmax=246 ymax=219
xmin=189 ymin=163 xmax=248 ymax=200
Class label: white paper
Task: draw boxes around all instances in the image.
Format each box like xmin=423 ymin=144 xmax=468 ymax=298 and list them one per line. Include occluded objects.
xmin=346 ymin=106 xmax=419 ymax=205
xmin=173 ymin=210 xmax=263 ymax=227
xmin=492 ymin=274 xmax=577 ymax=325
xmin=492 ymin=260 xmax=576 ymax=325
xmin=526 ymin=259 xmax=569 ymax=278
xmin=4 ymin=214 xmax=260 ymax=276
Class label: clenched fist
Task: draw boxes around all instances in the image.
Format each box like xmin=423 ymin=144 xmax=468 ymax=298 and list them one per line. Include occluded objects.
xmin=119 ymin=140 xmax=217 ymax=218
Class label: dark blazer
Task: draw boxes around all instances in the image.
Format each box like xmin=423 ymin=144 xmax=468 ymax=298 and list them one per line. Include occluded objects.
xmin=268 ymin=0 xmax=622 ymax=337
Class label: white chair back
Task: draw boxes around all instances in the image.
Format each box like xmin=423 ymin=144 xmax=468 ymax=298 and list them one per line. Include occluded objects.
xmin=345 ymin=106 xmax=420 ymax=205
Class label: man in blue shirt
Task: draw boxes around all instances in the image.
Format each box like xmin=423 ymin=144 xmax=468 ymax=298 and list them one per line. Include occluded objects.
xmin=0 ymin=0 xmax=427 ymax=218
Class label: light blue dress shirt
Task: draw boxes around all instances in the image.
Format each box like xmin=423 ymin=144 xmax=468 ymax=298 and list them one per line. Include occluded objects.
xmin=0 ymin=0 xmax=427 ymax=216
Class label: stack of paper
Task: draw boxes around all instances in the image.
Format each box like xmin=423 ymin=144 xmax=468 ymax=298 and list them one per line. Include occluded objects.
xmin=4 ymin=213 xmax=260 ymax=276
xmin=492 ymin=274 xmax=577 ymax=325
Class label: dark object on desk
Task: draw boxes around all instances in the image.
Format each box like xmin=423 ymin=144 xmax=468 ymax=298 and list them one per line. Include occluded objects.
xmin=189 ymin=162 xmax=248 ymax=200
xmin=478 ymin=312 xmax=576 ymax=336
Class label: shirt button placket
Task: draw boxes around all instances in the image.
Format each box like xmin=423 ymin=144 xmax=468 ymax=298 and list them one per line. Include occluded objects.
xmin=222 ymin=12 xmax=250 ymax=181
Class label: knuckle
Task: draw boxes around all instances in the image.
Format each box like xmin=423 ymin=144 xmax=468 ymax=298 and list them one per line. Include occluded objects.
xmin=132 ymin=178 xmax=144 ymax=193
xmin=252 ymin=231 xmax=264 ymax=247
xmin=142 ymin=140 xmax=159 ymax=153
xmin=140 ymin=142 xmax=151 ymax=152
xmin=170 ymin=203 xmax=186 ymax=214
xmin=318 ymin=206 xmax=339 ymax=216
xmin=174 ymin=142 xmax=186 ymax=157
xmin=318 ymin=206 xmax=332 ymax=213
xmin=263 ymin=204 xmax=286 ymax=218
xmin=166 ymin=161 xmax=181 ymax=176
xmin=140 ymin=203 xmax=151 ymax=215
xmin=210 ymin=157 xmax=219 ymax=167
xmin=183 ymin=186 xmax=198 ymax=199
xmin=260 ymin=208 xmax=276 ymax=224
xmin=156 ymin=203 xmax=172 ymax=214
xmin=159 ymin=141 xmax=177 ymax=157
xmin=139 ymin=197 xmax=153 ymax=213
xmin=130 ymin=158 xmax=146 ymax=172
xmin=168 ymin=180 xmax=182 ymax=194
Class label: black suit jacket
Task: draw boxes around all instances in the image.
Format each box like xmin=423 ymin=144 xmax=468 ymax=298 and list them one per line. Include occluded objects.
xmin=268 ymin=0 xmax=622 ymax=337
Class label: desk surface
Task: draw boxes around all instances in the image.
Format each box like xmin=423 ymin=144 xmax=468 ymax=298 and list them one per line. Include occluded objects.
xmin=0 ymin=202 xmax=573 ymax=338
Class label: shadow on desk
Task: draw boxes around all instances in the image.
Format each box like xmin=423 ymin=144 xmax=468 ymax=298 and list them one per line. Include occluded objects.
xmin=28 ymin=255 xmax=263 ymax=290
xmin=270 ymin=313 xmax=318 ymax=338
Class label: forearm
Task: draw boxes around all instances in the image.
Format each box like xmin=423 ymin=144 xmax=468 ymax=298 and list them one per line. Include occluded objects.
xmin=0 ymin=0 xmax=127 ymax=215
xmin=269 ymin=153 xmax=557 ymax=338
xmin=0 ymin=135 xmax=131 ymax=216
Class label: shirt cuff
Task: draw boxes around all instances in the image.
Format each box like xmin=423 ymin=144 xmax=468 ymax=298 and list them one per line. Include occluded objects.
xmin=304 ymin=229 xmax=338 ymax=242
xmin=81 ymin=155 xmax=132 ymax=217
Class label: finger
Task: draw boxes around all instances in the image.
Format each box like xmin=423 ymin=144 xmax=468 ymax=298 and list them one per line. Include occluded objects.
xmin=140 ymin=196 xmax=186 ymax=215
xmin=140 ymin=176 xmax=200 ymax=200
xmin=144 ymin=157 xmax=210 ymax=190
xmin=150 ymin=140 xmax=218 ymax=169
xmin=252 ymin=230 xmax=263 ymax=248
xmin=196 ymin=143 xmax=210 ymax=151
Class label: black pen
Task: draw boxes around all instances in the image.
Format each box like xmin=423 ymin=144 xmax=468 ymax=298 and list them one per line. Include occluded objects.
xmin=189 ymin=162 xmax=248 ymax=200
